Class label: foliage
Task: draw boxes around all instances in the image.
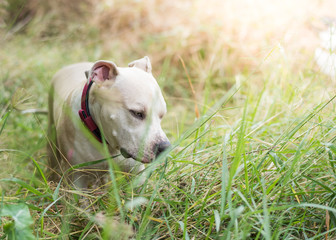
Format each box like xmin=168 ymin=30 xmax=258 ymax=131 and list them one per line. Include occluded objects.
xmin=1 ymin=0 xmax=336 ymax=239
xmin=0 ymin=203 xmax=35 ymax=239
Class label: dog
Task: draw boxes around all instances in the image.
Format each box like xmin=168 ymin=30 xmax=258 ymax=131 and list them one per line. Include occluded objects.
xmin=48 ymin=56 xmax=170 ymax=188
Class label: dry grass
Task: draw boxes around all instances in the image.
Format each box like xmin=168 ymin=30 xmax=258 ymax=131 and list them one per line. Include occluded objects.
xmin=91 ymin=0 xmax=333 ymax=71
xmin=4 ymin=0 xmax=335 ymax=70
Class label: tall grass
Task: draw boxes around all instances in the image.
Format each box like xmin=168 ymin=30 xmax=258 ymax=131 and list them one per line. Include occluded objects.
xmin=2 ymin=0 xmax=336 ymax=239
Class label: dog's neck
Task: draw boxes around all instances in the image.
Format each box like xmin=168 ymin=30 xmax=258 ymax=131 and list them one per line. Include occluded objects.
xmin=78 ymin=78 xmax=104 ymax=143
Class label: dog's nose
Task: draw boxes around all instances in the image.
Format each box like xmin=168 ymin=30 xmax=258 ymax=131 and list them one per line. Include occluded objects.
xmin=154 ymin=140 xmax=171 ymax=157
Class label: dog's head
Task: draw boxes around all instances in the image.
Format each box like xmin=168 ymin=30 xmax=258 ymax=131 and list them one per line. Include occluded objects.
xmin=88 ymin=56 xmax=170 ymax=163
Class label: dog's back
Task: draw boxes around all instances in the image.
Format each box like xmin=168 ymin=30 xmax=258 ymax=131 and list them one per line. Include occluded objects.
xmin=52 ymin=63 xmax=92 ymax=103
xmin=48 ymin=62 xmax=93 ymax=180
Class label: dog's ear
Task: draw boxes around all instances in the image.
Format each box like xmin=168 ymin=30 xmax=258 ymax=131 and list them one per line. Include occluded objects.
xmin=128 ymin=56 xmax=152 ymax=73
xmin=90 ymin=60 xmax=119 ymax=83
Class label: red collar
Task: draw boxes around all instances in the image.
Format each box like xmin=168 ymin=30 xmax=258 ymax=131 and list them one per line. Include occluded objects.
xmin=78 ymin=78 xmax=103 ymax=143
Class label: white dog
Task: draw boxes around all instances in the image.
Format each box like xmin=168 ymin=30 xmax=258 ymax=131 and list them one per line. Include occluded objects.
xmin=48 ymin=56 xmax=170 ymax=188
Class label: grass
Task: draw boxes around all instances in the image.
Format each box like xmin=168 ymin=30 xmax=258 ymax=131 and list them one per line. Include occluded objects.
xmin=2 ymin=0 xmax=336 ymax=239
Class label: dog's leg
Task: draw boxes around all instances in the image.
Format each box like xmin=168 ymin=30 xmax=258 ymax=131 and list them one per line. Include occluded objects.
xmin=47 ymin=86 xmax=61 ymax=181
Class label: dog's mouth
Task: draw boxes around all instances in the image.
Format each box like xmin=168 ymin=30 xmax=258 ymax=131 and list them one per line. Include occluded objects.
xmin=120 ymin=148 xmax=132 ymax=159
xmin=120 ymin=148 xmax=151 ymax=163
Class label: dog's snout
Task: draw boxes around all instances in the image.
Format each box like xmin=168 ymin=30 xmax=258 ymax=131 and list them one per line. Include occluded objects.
xmin=154 ymin=140 xmax=171 ymax=157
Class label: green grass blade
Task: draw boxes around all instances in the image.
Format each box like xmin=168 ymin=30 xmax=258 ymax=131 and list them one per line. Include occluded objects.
xmin=0 ymin=110 xmax=11 ymax=136
xmin=0 ymin=178 xmax=44 ymax=196
xmin=0 ymin=149 xmax=48 ymax=187
xmin=220 ymin=134 xmax=229 ymax=217
xmin=229 ymin=98 xmax=248 ymax=186
xmin=39 ymin=196 xmax=63 ymax=235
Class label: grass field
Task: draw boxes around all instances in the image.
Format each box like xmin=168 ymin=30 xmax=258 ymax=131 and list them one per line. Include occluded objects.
xmin=2 ymin=0 xmax=336 ymax=239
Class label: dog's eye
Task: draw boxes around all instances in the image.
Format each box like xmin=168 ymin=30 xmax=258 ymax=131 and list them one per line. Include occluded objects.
xmin=129 ymin=110 xmax=146 ymax=120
